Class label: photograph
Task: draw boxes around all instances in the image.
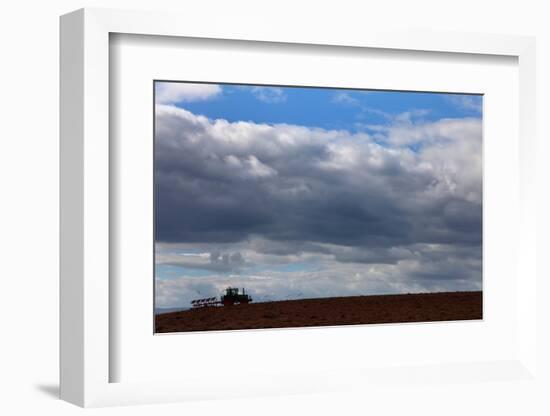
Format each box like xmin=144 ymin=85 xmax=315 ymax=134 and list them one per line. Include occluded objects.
xmin=153 ymin=81 xmax=483 ymax=333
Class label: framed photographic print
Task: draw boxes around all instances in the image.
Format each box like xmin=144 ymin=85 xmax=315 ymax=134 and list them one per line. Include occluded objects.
xmin=60 ymin=8 xmax=538 ymax=408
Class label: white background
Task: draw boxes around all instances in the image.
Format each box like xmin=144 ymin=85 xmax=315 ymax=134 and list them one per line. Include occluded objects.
xmin=1 ymin=0 xmax=548 ymax=415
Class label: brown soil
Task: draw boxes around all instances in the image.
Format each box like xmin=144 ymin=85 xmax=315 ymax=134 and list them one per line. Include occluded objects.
xmin=155 ymin=291 xmax=482 ymax=333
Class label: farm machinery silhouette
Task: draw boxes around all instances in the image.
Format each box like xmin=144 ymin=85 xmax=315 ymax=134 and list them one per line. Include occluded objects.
xmin=191 ymin=287 xmax=253 ymax=308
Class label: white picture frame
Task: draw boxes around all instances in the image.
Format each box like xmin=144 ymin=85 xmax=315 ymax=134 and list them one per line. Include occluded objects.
xmin=60 ymin=7 xmax=538 ymax=408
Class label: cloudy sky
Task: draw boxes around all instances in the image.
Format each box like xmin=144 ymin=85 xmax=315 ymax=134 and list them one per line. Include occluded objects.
xmin=154 ymin=82 xmax=482 ymax=309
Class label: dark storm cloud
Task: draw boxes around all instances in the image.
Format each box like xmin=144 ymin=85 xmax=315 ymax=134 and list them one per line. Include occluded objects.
xmin=155 ymin=105 xmax=482 ymax=260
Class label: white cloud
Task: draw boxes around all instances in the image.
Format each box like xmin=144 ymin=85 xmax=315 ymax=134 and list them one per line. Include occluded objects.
xmin=332 ymin=92 xmax=360 ymax=105
xmin=376 ymin=117 xmax=481 ymax=146
xmin=224 ymin=154 xmax=278 ymax=178
xmin=447 ymin=95 xmax=483 ymax=114
xmin=250 ymin=86 xmax=286 ymax=103
xmin=155 ymin=82 xmax=222 ymax=104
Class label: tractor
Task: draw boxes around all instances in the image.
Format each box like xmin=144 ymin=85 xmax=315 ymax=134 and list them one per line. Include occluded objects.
xmin=220 ymin=287 xmax=252 ymax=306
xmin=191 ymin=287 xmax=253 ymax=308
